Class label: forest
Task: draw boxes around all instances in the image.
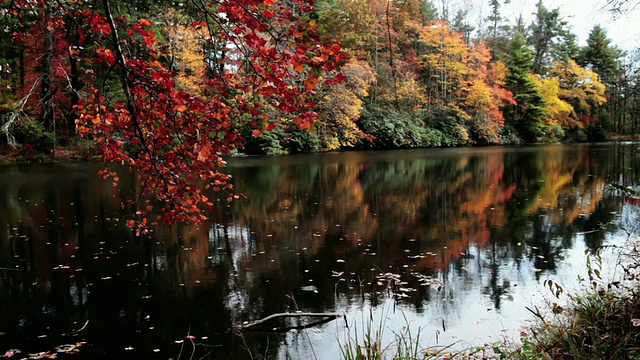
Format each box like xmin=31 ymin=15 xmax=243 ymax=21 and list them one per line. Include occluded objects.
xmin=1 ymin=0 xmax=636 ymax=155
xmin=0 ymin=0 xmax=638 ymax=226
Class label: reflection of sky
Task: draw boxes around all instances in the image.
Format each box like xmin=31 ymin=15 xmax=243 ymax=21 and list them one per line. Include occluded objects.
xmin=292 ymin=230 xmax=628 ymax=359
xmin=210 ymin=224 xmax=254 ymax=322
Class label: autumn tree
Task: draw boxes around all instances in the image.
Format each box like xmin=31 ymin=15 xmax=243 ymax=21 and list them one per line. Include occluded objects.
xmin=0 ymin=0 xmax=345 ymax=229
xmin=316 ymin=0 xmax=376 ymax=57
xmin=415 ymin=21 xmax=513 ymax=144
xmin=315 ymin=59 xmax=375 ymax=149
xmin=550 ymin=59 xmax=606 ymax=129
xmin=0 ymin=0 xmax=81 ymax=153
xmin=531 ymin=75 xmax=572 ymax=140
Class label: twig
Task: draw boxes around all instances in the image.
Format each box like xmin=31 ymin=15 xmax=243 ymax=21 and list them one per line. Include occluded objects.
xmin=237 ymin=312 xmax=342 ymax=332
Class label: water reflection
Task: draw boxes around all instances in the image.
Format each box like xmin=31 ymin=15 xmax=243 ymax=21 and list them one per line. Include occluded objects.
xmin=0 ymin=143 xmax=638 ymax=359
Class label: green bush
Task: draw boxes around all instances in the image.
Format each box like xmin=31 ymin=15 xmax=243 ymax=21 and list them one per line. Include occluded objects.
xmin=565 ymin=128 xmax=589 ymax=142
xmin=240 ymin=126 xmax=285 ymax=155
xmin=288 ymin=129 xmax=322 ymax=153
xmin=418 ymin=106 xmax=470 ymax=146
xmin=587 ymin=125 xmax=609 ymax=142
xmin=357 ymin=107 xmax=443 ymax=149
xmin=547 ymin=123 xmax=565 ymax=142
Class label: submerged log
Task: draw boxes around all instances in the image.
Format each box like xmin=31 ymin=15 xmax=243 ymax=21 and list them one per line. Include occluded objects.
xmin=237 ymin=312 xmax=342 ymax=332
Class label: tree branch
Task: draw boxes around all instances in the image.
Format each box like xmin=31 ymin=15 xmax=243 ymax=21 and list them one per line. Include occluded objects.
xmin=236 ymin=312 xmax=342 ymax=332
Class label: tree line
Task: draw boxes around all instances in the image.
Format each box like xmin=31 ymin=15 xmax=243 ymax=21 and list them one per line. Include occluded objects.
xmin=0 ymin=0 xmax=636 ymax=156
xmin=308 ymin=0 xmax=634 ymax=150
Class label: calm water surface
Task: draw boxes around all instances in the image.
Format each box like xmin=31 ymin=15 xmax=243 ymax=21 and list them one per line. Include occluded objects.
xmin=1 ymin=143 xmax=639 ymax=359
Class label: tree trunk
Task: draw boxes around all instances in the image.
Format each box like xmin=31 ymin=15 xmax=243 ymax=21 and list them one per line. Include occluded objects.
xmin=40 ymin=3 xmax=56 ymax=131
xmin=67 ymin=17 xmax=80 ymax=136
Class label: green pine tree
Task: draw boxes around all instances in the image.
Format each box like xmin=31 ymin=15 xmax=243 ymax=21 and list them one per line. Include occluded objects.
xmin=504 ymin=33 xmax=548 ymax=143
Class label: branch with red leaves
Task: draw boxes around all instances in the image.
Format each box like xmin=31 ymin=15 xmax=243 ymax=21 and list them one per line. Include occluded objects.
xmin=68 ymin=0 xmax=347 ymax=233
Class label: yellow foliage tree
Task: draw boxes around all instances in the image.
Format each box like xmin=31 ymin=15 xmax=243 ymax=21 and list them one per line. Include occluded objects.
xmin=532 ymin=75 xmax=574 ymax=129
xmin=317 ymin=59 xmax=376 ymax=149
xmin=161 ymin=12 xmax=209 ymax=96
xmin=551 ymin=59 xmax=606 ymax=127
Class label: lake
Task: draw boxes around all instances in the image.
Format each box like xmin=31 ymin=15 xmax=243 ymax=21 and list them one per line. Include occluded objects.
xmin=1 ymin=143 xmax=638 ymax=359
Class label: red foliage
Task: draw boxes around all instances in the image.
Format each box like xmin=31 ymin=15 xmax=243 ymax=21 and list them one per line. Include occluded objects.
xmin=70 ymin=0 xmax=346 ymax=231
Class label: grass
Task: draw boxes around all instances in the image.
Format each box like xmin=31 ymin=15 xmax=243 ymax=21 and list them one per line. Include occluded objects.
xmin=511 ymin=290 xmax=640 ymax=359
xmin=339 ymin=312 xmax=455 ymax=360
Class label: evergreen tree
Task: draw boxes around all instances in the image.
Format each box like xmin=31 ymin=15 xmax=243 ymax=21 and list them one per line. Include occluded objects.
xmin=485 ymin=0 xmax=511 ymax=59
xmin=451 ymin=8 xmax=474 ymax=44
xmin=504 ymin=33 xmax=548 ymax=142
xmin=578 ymin=25 xmax=621 ymax=87
xmin=554 ymin=30 xmax=580 ymax=62
xmin=527 ymin=1 xmax=569 ymax=75
xmin=420 ymin=0 xmax=439 ymax=24
xmin=578 ymin=25 xmax=623 ymax=132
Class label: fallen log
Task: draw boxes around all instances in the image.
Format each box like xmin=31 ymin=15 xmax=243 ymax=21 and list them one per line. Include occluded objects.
xmin=237 ymin=312 xmax=342 ymax=332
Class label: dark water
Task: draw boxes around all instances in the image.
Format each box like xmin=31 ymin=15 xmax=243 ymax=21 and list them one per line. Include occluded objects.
xmin=1 ymin=143 xmax=639 ymax=359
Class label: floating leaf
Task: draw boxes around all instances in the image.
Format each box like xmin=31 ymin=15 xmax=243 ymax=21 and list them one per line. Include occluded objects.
xmin=2 ymin=349 xmax=21 ymax=358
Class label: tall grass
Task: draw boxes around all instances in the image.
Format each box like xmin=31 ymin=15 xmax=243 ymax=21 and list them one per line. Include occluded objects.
xmin=512 ymin=290 xmax=640 ymax=359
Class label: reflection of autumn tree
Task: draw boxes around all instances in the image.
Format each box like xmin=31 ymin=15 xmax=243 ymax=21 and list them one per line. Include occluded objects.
xmin=220 ymin=151 xmax=518 ymax=275
xmin=493 ymin=145 xmax=622 ymax=280
xmin=213 ymin=145 xmax=631 ymax=313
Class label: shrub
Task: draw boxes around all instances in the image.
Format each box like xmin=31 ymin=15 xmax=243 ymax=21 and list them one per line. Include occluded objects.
xmin=288 ymin=129 xmax=322 ymax=153
xmin=358 ymin=107 xmax=443 ymax=149
xmin=240 ymin=126 xmax=285 ymax=155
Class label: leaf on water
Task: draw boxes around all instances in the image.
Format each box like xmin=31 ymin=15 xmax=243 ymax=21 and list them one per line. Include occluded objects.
xmin=632 ymin=318 xmax=640 ymax=327
xmin=301 ymin=285 xmax=318 ymax=293
xmin=2 ymin=349 xmax=21 ymax=357
xmin=26 ymin=353 xmax=56 ymax=359
xmin=55 ymin=343 xmax=84 ymax=354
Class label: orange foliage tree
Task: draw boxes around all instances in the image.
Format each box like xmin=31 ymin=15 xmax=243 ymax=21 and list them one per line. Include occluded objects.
xmin=417 ymin=21 xmax=514 ymax=144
